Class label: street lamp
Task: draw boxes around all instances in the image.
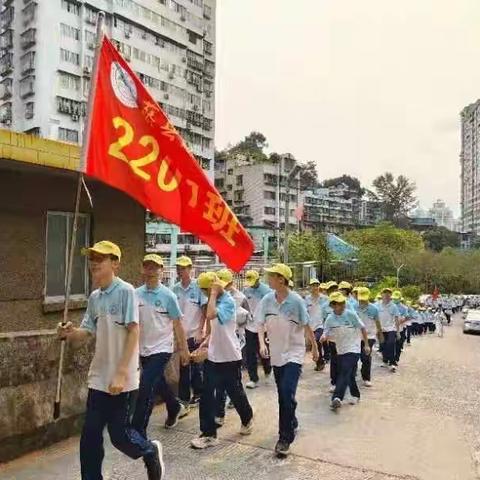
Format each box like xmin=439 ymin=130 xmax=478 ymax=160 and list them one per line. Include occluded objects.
xmin=284 ymin=164 xmax=302 ymax=263
xmin=396 ymin=264 xmax=405 ymax=288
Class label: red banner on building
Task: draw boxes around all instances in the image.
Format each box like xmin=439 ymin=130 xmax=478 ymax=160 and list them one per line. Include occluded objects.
xmin=84 ymin=36 xmax=254 ymax=271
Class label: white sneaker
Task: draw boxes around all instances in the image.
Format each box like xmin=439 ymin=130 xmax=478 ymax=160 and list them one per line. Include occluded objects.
xmin=330 ymin=398 xmax=342 ymax=410
xmin=363 ymin=380 xmax=373 ymax=387
xmin=215 ymin=417 xmax=225 ymax=427
xmin=246 ymin=381 xmax=258 ymax=389
xmin=191 ymin=435 xmax=219 ymax=449
xmin=348 ymin=396 xmax=360 ymax=405
xmin=390 ymin=365 xmax=397 ymax=373
xmin=380 ymin=362 xmax=388 ymax=368
xmin=329 ymin=385 xmax=336 ymax=393
xmin=239 ymin=417 xmax=254 ymax=435
xmin=264 ymin=373 xmax=273 ymax=385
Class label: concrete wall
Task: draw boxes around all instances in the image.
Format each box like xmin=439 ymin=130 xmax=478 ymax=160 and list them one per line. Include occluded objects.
xmin=0 ymin=161 xmax=145 ymax=461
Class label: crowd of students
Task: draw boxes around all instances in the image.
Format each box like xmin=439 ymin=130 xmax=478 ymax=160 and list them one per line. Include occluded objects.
xmin=58 ymin=240 xmax=455 ymax=480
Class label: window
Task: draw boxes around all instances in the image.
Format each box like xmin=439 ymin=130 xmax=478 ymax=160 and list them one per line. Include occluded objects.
xmin=61 ymin=23 xmax=80 ymax=40
xmin=85 ymin=29 xmax=96 ymax=46
xmin=25 ymin=102 xmax=34 ymax=119
xmin=264 ymin=207 xmax=276 ymax=215
xmin=45 ymin=212 xmax=90 ymax=300
xmin=57 ymin=96 xmax=85 ymax=116
xmin=19 ymin=75 xmax=35 ymax=98
xmin=61 ymin=0 xmax=80 ymax=15
xmin=236 ymin=175 xmax=243 ymax=186
xmin=0 ymin=78 xmax=12 ymax=99
xmin=58 ymin=71 xmax=80 ymax=91
xmin=24 ymin=126 xmax=40 ymax=136
xmin=20 ymin=28 xmax=36 ymax=49
xmin=20 ymin=51 xmax=35 ymax=74
xmin=264 ymin=190 xmax=276 ymax=200
xmin=234 ymin=191 xmax=244 ymax=202
xmin=227 ymin=184 xmax=232 ymax=191
xmin=227 ymin=168 xmax=233 ymax=175
xmin=215 ymin=178 xmax=224 ymax=188
xmin=22 ymin=2 xmax=37 ymax=24
xmin=58 ymin=127 xmax=79 ymax=143
xmin=60 ymin=48 xmax=80 ymax=65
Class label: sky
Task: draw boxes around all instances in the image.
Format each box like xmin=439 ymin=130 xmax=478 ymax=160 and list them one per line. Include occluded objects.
xmin=214 ymin=0 xmax=480 ymax=217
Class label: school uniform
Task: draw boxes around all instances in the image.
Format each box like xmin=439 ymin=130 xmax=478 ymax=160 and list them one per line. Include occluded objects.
xmin=243 ymin=282 xmax=272 ymax=383
xmin=199 ymin=292 xmax=253 ymax=438
xmin=324 ymin=309 xmax=365 ymax=401
xmin=132 ymin=284 xmax=183 ymax=437
xmin=172 ymin=279 xmax=207 ymax=404
xmin=79 ymin=277 xmax=156 ymax=480
xmin=354 ymin=303 xmax=379 ymax=382
xmin=377 ymin=301 xmax=400 ymax=367
xmin=256 ymin=291 xmax=310 ymax=446
xmin=304 ymin=294 xmax=326 ymax=369
xmin=394 ymin=302 xmax=408 ymax=362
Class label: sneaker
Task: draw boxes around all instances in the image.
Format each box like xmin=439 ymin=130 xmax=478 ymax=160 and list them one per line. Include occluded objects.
xmin=380 ymin=362 xmax=388 ymax=368
xmin=189 ymin=395 xmax=201 ymax=407
xmin=264 ymin=373 xmax=273 ymax=385
xmin=314 ymin=362 xmax=326 ymax=372
xmin=227 ymin=399 xmax=235 ymax=409
xmin=275 ymin=440 xmax=290 ymax=458
xmin=179 ymin=403 xmax=190 ymax=419
xmin=191 ymin=435 xmax=219 ymax=450
xmin=330 ymin=397 xmax=342 ymax=410
xmin=348 ymin=396 xmax=360 ymax=405
xmin=390 ymin=365 xmax=397 ymax=373
xmin=246 ymin=381 xmax=258 ymax=389
xmin=144 ymin=440 xmax=165 ymax=480
xmin=363 ymin=380 xmax=373 ymax=387
xmin=165 ymin=403 xmax=186 ymax=429
xmin=240 ymin=417 xmax=254 ymax=435
xmin=215 ymin=416 xmax=225 ymax=427
xmin=329 ymin=385 xmax=336 ymax=393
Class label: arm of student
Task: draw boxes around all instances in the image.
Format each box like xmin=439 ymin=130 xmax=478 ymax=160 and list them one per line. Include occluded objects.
xmin=196 ymin=303 xmax=208 ymax=343
xmin=305 ymin=324 xmax=319 ymax=362
xmin=375 ymin=320 xmax=384 ymax=343
xmin=361 ymin=327 xmax=371 ymax=354
xmin=58 ymin=299 xmax=96 ymax=347
xmin=109 ymin=322 xmax=139 ymax=395
xmin=258 ymin=324 xmax=268 ymax=358
xmin=173 ymin=318 xmax=190 ymax=366
xmin=206 ymin=288 xmax=219 ymax=321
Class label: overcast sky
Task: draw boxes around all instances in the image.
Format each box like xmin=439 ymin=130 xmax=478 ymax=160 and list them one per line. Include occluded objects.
xmin=215 ymin=0 xmax=480 ymax=217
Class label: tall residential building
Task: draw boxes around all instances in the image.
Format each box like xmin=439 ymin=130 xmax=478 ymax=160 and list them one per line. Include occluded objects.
xmin=0 ymin=0 xmax=215 ymax=175
xmin=460 ymin=99 xmax=480 ymax=235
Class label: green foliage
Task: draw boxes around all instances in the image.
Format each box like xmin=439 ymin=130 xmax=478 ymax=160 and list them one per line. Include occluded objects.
xmin=401 ymin=285 xmax=422 ymax=302
xmin=344 ymin=223 xmax=424 ymax=279
xmin=370 ymin=172 xmax=417 ymax=222
xmin=299 ymin=160 xmax=319 ymax=190
xmin=369 ymin=276 xmax=398 ymax=299
xmin=422 ymin=227 xmax=460 ymax=252
xmin=322 ymin=175 xmax=364 ymax=196
xmin=287 ymin=232 xmax=330 ymax=264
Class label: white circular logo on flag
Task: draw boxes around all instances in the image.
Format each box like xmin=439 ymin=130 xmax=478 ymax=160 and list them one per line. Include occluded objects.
xmin=110 ymin=62 xmax=138 ymax=108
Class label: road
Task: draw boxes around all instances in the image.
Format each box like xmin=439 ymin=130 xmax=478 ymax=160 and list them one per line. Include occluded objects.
xmin=1 ymin=314 xmax=479 ymax=480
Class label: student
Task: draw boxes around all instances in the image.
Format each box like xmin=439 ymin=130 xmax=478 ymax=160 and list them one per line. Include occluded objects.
xmin=132 ymin=254 xmax=191 ymax=439
xmin=404 ymin=300 xmax=414 ymax=345
xmin=378 ymin=288 xmax=400 ymax=372
xmin=243 ymin=270 xmax=272 ymax=389
xmin=305 ymin=278 xmax=326 ymax=371
xmin=172 ymin=256 xmax=207 ymax=408
xmin=215 ymin=268 xmax=252 ymax=424
xmin=57 ymin=241 xmax=164 ymax=480
xmin=392 ymin=291 xmax=407 ymax=364
xmin=190 ymin=272 xmax=254 ymax=449
xmin=354 ymin=287 xmax=383 ymax=387
xmin=417 ymin=306 xmax=425 ymax=335
xmin=257 ymin=264 xmax=319 ymax=458
xmin=322 ymin=292 xmax=370 ymax=410
xmin=322 ymin=281 xmax=339 ymax=392
xmin=411 ymin=304 xmax=420 ymax=336
xmin=339 ymin=281 xmax=358 ymax=310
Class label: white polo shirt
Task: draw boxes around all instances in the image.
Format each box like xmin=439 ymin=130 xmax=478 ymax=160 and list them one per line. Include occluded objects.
xmin=172 ymin=279 xmax=207 ymax=339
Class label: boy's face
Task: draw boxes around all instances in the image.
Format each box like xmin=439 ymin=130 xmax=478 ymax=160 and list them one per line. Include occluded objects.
xmin=332 ymin=302 xmax=346 ymax=315
xmin=88 ymin=252 xmax=117 ymax=283
xmin=310 ymin=284 xmax=319 ymax=295
xmin=142 ymin=261 xmax=162 ymax=283
xmin=177 ymin=266 xmax=191 ymax=282
xmin=382 ymin=292 xmax=392 ymax=303
xmin=268 ymin=273 xmax=286 ymax=290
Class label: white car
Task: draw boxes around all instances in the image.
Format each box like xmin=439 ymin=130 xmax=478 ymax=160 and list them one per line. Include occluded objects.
xmin=463 ymin=310 xmax=480 ymax=334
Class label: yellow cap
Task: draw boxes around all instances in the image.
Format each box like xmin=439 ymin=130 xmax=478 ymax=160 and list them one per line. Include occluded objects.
xmin=176 ymin=255 xmax=193 ymax=267
xmin=392 ymin=291 xmax=402 ymax=300
xmin=197 ymin=271 xmax=228 ymax=289
xmin=265 ymin=263 xmax=293 ymax=280
xmin=329 ymin=291 xmax=346 ymax=304
xmin=357 ymin=287 xmax=370 ymax=302
xmin=309 ymin=278 xmax=320 ymax=285
xmin=352 ymin=286 xmax=359 ymax=293
xmin=217 ymin=268 xmax=234 ymax=285
xmin=381 ymin=287 xmax=393 ymax=294
xmin=338 ymin=281 xmax=352 ymax=290
xmin=245 ymin=270 xmax=260 ymax=287
xmin=143 ymin=253 xmax=164 ymax=266
xmin=319 ymin=283 xmax=328 ymax=290
xmin=82 ymin=240 xmax=121 ymax=260
xmin=376 ymin=293 xmax=382 ymax=300
xmin=406 ymin=300 xmax=412 ymax=306
xmin=326 ymin=281 xmax=338 ymax=290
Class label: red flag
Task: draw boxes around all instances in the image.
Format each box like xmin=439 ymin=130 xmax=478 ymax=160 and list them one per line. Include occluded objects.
xmin=432 ymin=286 xmax=440 ymax=300
xmin=84 ymin=36 xmax=254 ymax=271
xmin=294 ymin=204 xmax=304 ymax=221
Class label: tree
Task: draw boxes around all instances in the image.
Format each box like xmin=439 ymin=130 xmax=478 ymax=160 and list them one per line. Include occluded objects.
xmin=232 ymin=131 xmax=268 ymax=153
xmin=298 ymin=161 xmax=319 ymax=190
xmin=322 ymin=175 xmax=364 ymax=197
xmin=287 ymin=232 xmax=330 ymax=264
xmin=422 ymin=227 xmax=460 ymax=252
xmin=370 ymin=172 xmax=417 ymax=223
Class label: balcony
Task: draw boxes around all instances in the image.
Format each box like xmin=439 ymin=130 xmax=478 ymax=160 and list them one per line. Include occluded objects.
xmin=21 ymin=28 xmax=36 ymax=50
xmin=0 ymin=52 xmax=13 ymax=76
xmin=0 ymin=78 xmax=12 ymax=99
xmin=20 ymin=74 xmax=35 ymax=98
xmin=20 ymin=51 xmax=35 ymax=75
xmin=0 ymin=7 xmax=14 ymax=30
xmin=0 ymin=102 xmax=12 ymax=124
xmin=0 ymin=29 xmax=13 ymax=51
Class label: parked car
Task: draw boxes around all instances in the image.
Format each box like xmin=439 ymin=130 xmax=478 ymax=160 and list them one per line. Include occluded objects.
xmin=463 ymin=310 xmax=480 ymax=334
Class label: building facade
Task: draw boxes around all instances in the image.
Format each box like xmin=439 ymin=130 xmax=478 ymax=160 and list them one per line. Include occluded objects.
xmin=460 ymin=99 xmax=480 ymax=235
xmin=0 ymin=0 xmax=215 ymax=176
xmin=428 ymin=199 xmax=456 ymax=231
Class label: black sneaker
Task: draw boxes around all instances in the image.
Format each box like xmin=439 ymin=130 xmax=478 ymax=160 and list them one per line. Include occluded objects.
xmin=189 ymin=395 xmax=201 ymax=407
xmin=144 ymin=440 xmax=165 ymax=480
xmin=275 ymin=440 xmax=290 ymax=458
xmin=165 ymin=402 xmax=186 ymax=429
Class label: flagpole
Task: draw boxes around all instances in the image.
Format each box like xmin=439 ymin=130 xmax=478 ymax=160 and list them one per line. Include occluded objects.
xmin=54 ymin=11 xmax=105 ymax=420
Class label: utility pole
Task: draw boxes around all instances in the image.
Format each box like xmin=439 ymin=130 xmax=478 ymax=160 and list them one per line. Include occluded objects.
xmin=396 ymin=263 xmax=405 ymax=288
xmin=284 ymin=164 xmax=301 ymax=264
xmin=276 ymin=156 xmax=282 ymax=257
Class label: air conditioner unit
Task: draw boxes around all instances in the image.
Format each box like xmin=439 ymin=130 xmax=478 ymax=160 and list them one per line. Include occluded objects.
xmin=83 ymin=66 xmax=91 ymax=76
xmin=71 ymin=114 xmax=79 ymax=122
xmin=86 ymin=17 xmax=96 ymax=25
xmin=168 ymin=72 xmax=174 ymax=79
xmin=124 ymin=31 xmax=131 ymax=39
xmin=87 ymin=42 xmax=95 ymax=50
xmin=193 ymin=104 xmax=199 ymax=111
xmin=206 ymin=91 xmax=212 ymax=98
xmin=141 ymin=32 xmax=147 ymax=39
xmin=163 ymin=93 xmax=169 ymax=100
xmin=180 ymin=15 xmax=186 ymax=22
xmin=155 ymin=38 xmax=164 ymax=47
xmin=181 ymin=56 xmax=186 ymax=63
